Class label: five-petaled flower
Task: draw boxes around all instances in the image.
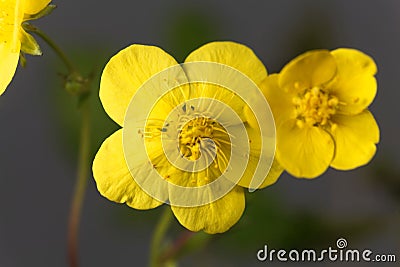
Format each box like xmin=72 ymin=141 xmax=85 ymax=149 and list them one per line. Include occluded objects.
xmin=92 ymin=42 xmax=283 ymax=233
xmin=262 ymin=49 xmax=380 ymax=178
xmin=0 ymin=0 xmax=52 ymax=95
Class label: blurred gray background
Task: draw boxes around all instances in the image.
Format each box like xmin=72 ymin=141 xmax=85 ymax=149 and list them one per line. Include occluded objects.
xmin=0 ymin=0 xmax=399 ymax=266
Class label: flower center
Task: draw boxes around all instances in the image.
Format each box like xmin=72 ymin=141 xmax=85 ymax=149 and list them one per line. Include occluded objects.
xmin=177 ymin=115 xmax=231 ymax=176
xmin=178 ymin=117 xmax=218 ymax=161
xmin=293 ymin=86 xmax=339 ymax=128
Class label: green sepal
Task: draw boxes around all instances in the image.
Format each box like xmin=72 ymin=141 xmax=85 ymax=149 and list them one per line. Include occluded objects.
xmin=24 ymin=4 xmax=57 ymax=21
xmin=20 ymin=31 xmax=42 ymax=56
xmin=19 ymin=53 xmax=27 ymax=68
xmin=64 ymin=72 xmax=92 ymax=99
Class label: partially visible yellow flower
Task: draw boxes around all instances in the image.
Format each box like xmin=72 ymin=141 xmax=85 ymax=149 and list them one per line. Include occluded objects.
xmin=93 ymin=42 xmax=283 ymax=233
xmin=262 ymin=49 xmax=380 ymax=178
xmin=0 ymin=0 xmax=52 ymax=95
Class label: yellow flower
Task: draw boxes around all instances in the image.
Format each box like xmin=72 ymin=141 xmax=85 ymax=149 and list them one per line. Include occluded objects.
xmin=0 ymin=0 xmax=52 ymax=95
xmin=262 ymin=49 xmax=380 ymax=178
xmin=93 ymin=42 xmax=283 ymax=233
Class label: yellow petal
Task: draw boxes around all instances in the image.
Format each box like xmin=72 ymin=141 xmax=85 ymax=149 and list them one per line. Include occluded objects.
xmin=184 ymin=41 xmax=268 ymax=85
xmin=237 ymin=155 xmax=283 ymax=189
xmin=92 ymin=129 xmax=162 ymax=210
xmin=258 ymin=157 xmax=283 ymax=188
xmin=330 ymin=110 xmax=379 ymax=170
xmin=279 ymin=50 xmax=337 ymax=93
xmin=234 ymin=120 xmax=283 ymax=189
xmin=330 ymin=48 xmax=377 ymax=114
xmin=260 ymin=74 xmax=294 ymax=127
xmin=24 ymin=0 xmax=51 ymax=15
xmin=187 ymin=83 xmax=249 ymax=122
xmin=171 ymin=186 xmax=245 ymax=234
xmin=276 ymin=120 xmax=334 ymax=178
xmin=100 ymin=44 xmax=179 ymax=126
xmin=0 ymin=43 xmax=20 ymax=95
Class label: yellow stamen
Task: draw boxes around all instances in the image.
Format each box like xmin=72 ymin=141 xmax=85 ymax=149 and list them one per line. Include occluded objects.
xmin=178 ymin=117 xmax=216 ymax=161
xmin=293 ymin=86 xmax=339 ymax=128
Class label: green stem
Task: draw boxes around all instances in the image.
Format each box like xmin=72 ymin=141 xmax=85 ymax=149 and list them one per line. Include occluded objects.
xmin=23 ymin=23 xmax=75 ymax=72
xmin=159 ymin=230 xmax=196 ymax=264
xmin=25 ymin=24 xmax=92 ymax=267
xmin=67 ymin=100 xmax=91 ymax=267
xmin=149 ymin=207 xmax=174 ymax=267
